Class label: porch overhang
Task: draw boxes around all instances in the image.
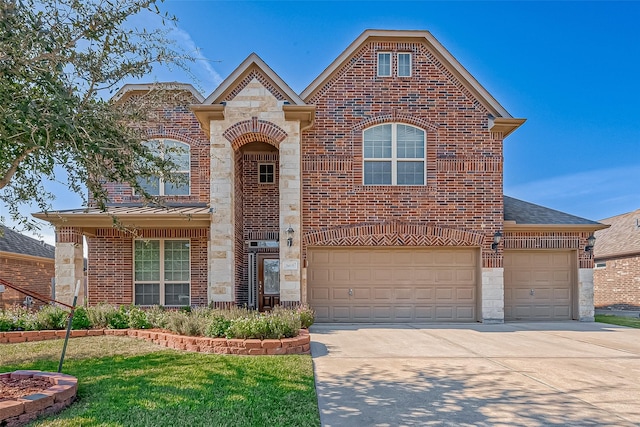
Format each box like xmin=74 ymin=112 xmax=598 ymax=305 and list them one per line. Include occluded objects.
xmin=190 ymin=104 xmax=226 ymax=135
xmin=503 ymin=221 xmax=610 ymax=233
xmin=33 ymin=206 xmax=211 ymax=236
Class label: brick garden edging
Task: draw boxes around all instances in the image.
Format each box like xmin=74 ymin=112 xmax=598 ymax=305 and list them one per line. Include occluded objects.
xmin=0 ymin=370 xmax=77 ymax=427
xmin=0 ymin=328 xmax=311 ymax=355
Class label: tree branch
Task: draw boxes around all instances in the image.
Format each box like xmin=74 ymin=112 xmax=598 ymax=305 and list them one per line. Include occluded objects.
xmin=0 ymin=147 xmax=39 ymax=190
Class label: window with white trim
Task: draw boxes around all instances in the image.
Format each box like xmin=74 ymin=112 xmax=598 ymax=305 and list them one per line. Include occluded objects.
xmin=398 ymin=53 xmax=412 ymax=77
xmin=134 ymin=239 xmax=190 ymax=306
xmin=363 ymin=123 xmax=426 ymax=185
xmin=137 ymin=139 xmax=190 ymax=196
xmin=595 ymin=262 xmax=606 ymax=269
xmin=377 ymin=52 xmax=391 ymax=77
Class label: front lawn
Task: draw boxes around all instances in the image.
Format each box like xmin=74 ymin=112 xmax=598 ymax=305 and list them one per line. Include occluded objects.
xmin=595 ymin=314 xmax=640 ymax=329
xmin=1 ymin=336 xmax=320 ymax=427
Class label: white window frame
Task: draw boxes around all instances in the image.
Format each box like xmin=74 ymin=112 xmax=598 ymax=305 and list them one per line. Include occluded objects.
xmin=133 ymin=239 xmax=191 ymax=307
xmin=138 ymin=139 xmax=191 ymax=196
xmin=377 ymin=52 xmax=392 ymax=77
xmin=363 ymin=123 xmax=426 ymax=186
xmin=594 ymin=262 xmax=606 ymax=269
xmin=398 ymin=52 xmax=412 ymax=77
xmin=258 ymin=163 xmax=275 ymax=184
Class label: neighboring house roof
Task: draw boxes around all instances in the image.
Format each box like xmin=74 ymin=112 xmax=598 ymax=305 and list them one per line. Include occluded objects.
xmin=0 ymin=225 xmax=55 ymax=259
xmin=594 ymin=208 xmax=640 ymax=259
xmin=504 ymin=196 xmax=605 ymax=228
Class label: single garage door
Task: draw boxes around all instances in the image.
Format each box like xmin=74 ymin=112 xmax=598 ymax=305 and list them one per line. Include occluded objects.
xmin=307 ymin=247 xmax=478 ymax=322
xmin=504 ymin=251 xmax=574 ymax=321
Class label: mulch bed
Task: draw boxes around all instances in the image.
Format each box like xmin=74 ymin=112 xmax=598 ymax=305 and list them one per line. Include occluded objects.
xmin=0 ymin=376 xmax=51 ymax=401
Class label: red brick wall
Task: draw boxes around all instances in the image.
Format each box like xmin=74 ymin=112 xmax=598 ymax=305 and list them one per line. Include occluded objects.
xmin=95 ymin=91 xmax=210 ymax=206
xmin=0 ymin=255 xmax=54 ymax=309
xmin=594 ymin=255 xmax=640 ymax=309
xmin=301 ymin=40 xmax=503 ymax=264
xmin=87 ymin=228 xmax=209 ymax=306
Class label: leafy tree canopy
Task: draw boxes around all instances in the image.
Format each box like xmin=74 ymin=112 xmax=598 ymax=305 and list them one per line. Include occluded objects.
xmin=0 ymin=0 xmax=194 ymax=230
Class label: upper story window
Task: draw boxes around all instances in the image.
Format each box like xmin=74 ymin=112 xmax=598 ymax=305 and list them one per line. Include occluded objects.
xmin=377 ymin=52 xmax=392 ymax=77
xmin=259 ymin=163 xmax=275 ymax=184
xmin=363 ymin=123 xmax=425 ymax=186
xmin=138 ymin=139 xmax=190 ymax=196
xmin=398 ymin=53 xmax=412 ymax=77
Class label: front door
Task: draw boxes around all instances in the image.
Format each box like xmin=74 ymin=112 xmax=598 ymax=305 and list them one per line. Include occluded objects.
xmin=258 ymin=255 xmax=280 ymax=311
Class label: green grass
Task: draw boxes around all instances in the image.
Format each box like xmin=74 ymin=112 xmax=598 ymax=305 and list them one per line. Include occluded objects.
xmin=1 ymin=336 xmax=320 ymax=427
xmin=595 ymin=314 xmax=640 ymax=329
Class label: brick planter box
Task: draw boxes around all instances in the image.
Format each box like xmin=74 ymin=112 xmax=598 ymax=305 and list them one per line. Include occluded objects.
xmin=0 ymin=371 xmax=77 ymax=427
xmin=0 ymin=329 xmax=311 ymax=356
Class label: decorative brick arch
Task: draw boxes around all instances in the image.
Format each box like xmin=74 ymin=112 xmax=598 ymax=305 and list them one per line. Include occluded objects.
xmin=304 ymin=221 xmax=483 ymax=247
xmin=223 ymin=117 xmax=288 ymax=151
xmin=352 ymin=112 xmax=439 ymax=133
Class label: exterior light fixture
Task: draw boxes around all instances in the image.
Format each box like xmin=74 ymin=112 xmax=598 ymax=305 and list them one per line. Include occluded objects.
xmin=491 ymin=231 xmax=503 ymax=253
xmin=286 ymin=225 xmax=294 ymax=247
xmin=585 ymin=234 xmax=596 ymax=252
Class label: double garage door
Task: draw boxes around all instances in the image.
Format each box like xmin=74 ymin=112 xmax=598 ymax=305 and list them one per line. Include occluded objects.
xmin=308 ymin=247 xmax=478 ymax=323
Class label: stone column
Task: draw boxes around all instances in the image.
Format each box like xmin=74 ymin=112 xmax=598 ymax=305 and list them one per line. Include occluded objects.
xmin=578 ymin=268 xmax=595 ymax=321
xmin=481 ymin=267 xmax=505 ymax=323
xmin=279 ymin=133 xmax=302 ymax=304
xmin=54 ymin=227 xmax=84 ymax=306
xmin=208 ymin=129 xmax=235 ymax=303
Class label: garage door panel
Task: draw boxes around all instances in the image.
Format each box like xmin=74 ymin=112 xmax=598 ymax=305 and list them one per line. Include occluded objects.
xmin=395 ymin=288 xmax=413 ymax=300
xmin=504 ymin=250 xmax=573 ymax=321
xmin=309 ymin=247 xmax=478 ymax=322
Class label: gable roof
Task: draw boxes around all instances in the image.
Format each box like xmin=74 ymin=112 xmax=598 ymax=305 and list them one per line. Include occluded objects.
xmin=301 ymin=29 xmax=524 ymax=135
xmin=504 ymin=196 xmax=606 ymax=229
xmin=112 ymin=83 xmax=205 ymax=104
xmin=0 ymin=225 xmax=55 ymax=259
xmin=594 ymin=209 xmax=640 ymax=259
xmin=203 ymin=53 xmax=305 ymax=105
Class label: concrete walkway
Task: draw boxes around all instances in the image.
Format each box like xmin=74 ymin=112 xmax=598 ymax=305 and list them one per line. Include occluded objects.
xmin=310 ymin=322 xmax=640 ymax=426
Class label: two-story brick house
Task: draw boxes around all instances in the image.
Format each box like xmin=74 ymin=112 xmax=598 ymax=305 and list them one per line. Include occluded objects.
xmin=35 ymin=30 xmax=605 ymax=322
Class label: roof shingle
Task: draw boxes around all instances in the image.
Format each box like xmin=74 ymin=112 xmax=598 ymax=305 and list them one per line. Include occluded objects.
xmin=0 ymin=225 xmax=55 ymax=259
xmin=594 ymin=209 xmax=640 ymax=259
xmin=504 ymin=196 xmax=602 ymax=225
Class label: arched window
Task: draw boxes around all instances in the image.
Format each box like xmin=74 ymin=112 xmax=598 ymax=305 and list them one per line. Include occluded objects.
xmin=363 ymin=124 xmax=425 ymax=185
xmin=138 ymin=139 xmax=190 ymax=196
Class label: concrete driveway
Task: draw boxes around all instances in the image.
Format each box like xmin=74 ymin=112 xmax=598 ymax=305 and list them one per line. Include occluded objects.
xmin=310 ymin=322 xmax=640 ymax=426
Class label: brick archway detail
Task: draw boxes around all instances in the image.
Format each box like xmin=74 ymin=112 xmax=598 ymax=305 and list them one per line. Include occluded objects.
xmin=352 ymin=112 xmax=439 ymax=133
xmin=224 ymin=117 xmax=288 ymax=151
xmin=304 ymin=221 xmax=483 ymax=246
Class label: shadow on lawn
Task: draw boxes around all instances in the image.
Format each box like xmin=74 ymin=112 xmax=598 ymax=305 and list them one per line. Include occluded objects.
xmin=6 ymin=351 xmax=319 ymax=427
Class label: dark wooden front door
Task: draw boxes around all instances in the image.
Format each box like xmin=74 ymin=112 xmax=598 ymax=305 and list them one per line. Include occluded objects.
xmin=258 ymin=255 xmax=280 ymax=311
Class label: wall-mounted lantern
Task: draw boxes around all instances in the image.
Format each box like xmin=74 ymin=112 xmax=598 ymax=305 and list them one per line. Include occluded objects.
xmin=491 ymin=231 xmax=503 ymax=253
xmin=585 ymin=234 xmax=596 ymax=252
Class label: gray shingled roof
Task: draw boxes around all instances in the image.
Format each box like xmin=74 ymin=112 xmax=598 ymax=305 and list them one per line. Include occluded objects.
xmin=504 ymin=196 xmax=602 ymax=225
xmin=0 ymin=225 xmax=55 ymax=259
xmin=594 ymin=209 xmax=640 ymax=259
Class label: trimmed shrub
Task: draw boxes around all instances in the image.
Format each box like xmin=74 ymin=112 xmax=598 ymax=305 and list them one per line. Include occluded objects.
xmin=108 ymin=306 xmax=130 ymax=329
xmin=37 ymin=305 xmax=68 ymax=330
xmin=146 ymin=305 xmax=169 ymax=329
xmin=87 ymin=303 xmax=118 ymax=328
xmin=71 ymin=306 xmax=92 ymax=329
xmin=128 ymin=306 xmax=151 ymax=329
xmin=297 ymin=304 xmax=315 ymax=329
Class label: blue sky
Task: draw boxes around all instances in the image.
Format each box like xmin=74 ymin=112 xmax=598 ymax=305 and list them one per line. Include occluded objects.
xmin=3 ymin=0 xmax=639 ymax=244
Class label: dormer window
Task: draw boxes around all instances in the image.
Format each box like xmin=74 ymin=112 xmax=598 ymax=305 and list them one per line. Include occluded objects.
xmin=377 ymin=52 xmax=392 ymax=77
xmin=137 ymin=139 xmax=191 ymax=196
xmin=398 ymin=53 xmax=412 ymax=77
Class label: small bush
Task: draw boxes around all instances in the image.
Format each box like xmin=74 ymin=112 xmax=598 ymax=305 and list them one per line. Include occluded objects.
xmin=128 ymin=306 xmax=151 ymax=329
xmin=205 ymin=315 xmax=232 ymax=338
xmin=72 ymin=306 xmax=92 ymax=330
xmin=37 ymin=305 xmax=68 ymax=330
xmin=87 ymin=303 xmax=118 ymax=328
xmin=108 ymin=306 xmax=130 ymax=329
xmin=2 ymin=305 xmax=39 ymax=331
xmin=297 ymin=304 xmax=315 ymax=329
xmin=146 ymin=305 xmax=169 ymax=329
